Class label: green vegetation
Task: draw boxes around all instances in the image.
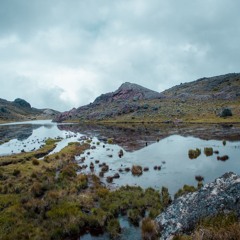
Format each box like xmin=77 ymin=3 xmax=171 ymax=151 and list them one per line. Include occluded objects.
xmin=0 ymin=138 xmax=59 ymax=166
xmin=174 ymin=185 xmax=197 ymax=199
xmin=174 ymin=213 xmax=240 ymax=240
xmin=141 ymin=217 xmax=159 ymax=240
xmin=0 ymin=140 xmax=172 ymax=239
xmin=204 ymin=147 xmax=213 ymax=156
xmin=188 ymin=148 xmax=201 ymax=159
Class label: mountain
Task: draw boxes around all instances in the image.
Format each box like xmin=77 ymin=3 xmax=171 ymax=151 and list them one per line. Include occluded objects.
xmin=53 ymin=73 xmax=240 ymax=123
xmin=0 ymin=98 xmax=59 ymax=123
xmin=53 ymin=82 xmax=164 ymax=122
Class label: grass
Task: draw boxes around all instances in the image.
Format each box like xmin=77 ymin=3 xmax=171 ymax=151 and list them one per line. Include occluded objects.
xmin=174 ymin=213 xmax=240 ymax=240
xmin=0 ymin=138 xmax=60 ymax=166
xmin=60 ymin=98 xmax=240 ymax=124
xmin=0 ymin=140 xmax=171 ymax=240
xmin=188 ymin=148 xmax=201 ymax=159
xmin=174 ymin=185 xmax=197 ymax=199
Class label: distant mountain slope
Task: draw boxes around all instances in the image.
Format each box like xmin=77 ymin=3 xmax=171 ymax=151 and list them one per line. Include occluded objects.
xmin=0 ymin=98 xmax=59 ymax=123
xmin=53 ymin=73 xmax=240 ymax=123
xmin=163 ymin=73 xmax=240 ymax=100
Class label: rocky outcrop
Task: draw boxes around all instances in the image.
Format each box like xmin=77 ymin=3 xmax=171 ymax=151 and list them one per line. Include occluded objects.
xmin=155 ymin=172 xmax=240 ymax=239
xmin=94 ymin=82 xmax=163 ymax=104
xmin=13 ymin=98 xmax=31 ymax=108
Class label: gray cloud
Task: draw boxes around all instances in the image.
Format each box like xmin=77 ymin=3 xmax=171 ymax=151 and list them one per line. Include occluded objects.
xmin=0 ymin=0 xmax=240 ymax=111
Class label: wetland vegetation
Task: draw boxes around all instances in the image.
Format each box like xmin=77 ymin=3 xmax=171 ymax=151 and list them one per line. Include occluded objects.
xmin=0 ymin=120 xmax=239 ymax=239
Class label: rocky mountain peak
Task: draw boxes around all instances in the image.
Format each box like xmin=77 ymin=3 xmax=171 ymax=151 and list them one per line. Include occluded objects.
xmin=93 ymin=82 xmax=163 ymax=105
xmin=13 ymin=98 xmax=31 ymax=108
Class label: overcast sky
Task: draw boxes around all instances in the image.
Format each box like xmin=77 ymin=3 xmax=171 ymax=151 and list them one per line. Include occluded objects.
xmin=0 ymin=0 xmax=240 ymax=111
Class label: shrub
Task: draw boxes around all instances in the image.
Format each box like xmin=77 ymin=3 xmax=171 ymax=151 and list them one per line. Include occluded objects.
xmin=106 ymin=219 xmax=121 ymax=239
xmin=128 ymin=208 xmax=141 ymax=225
xmin=131 ymin=165 xmax=143 ymax=176
xmin=188 ymin=148 xmax=201 ymax=159
xmin=12 ymin=169 xmax=21 ymax=177
xmin=195 ymin=175 xmax=204 ymax=182
xmin=204 ymin=147 xmax=213 ymax=157
xmin=32 ymin=158 xmax=40 ymax=165
xmin=141 ymin=217 xmax=159 ymax=240
xmin=30 ymin=182 xmax=45 ymax=197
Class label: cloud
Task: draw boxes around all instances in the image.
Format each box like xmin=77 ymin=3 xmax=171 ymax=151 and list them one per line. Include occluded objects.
xmin=0 ymin=0 xmax=240 ymax=111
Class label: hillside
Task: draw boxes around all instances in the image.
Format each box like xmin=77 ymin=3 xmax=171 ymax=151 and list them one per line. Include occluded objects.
xmin=0 ymin=98 xmax=59 ymax=123
xmin=163 ymin=73 xmax=240 ymax=100
xmin=53 ymin=73 xmax=240 ymax=123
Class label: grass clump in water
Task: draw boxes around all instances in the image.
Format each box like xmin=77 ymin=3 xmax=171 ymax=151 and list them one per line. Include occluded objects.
xmin=131 ymin=165 xmax=143 ymax=176
xmin=204 ymin=147 xmax=213 ymax=156
xmin=141 ymin=217 xmax=159 ymax=240
xmin=188 ymin=148 xmax=201 ymax=159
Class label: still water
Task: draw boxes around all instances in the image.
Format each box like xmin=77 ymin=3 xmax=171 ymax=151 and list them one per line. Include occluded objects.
xmin=0 ymin=120 xmax=239 ymax=195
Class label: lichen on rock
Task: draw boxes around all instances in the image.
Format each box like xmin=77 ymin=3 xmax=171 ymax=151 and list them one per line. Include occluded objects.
xmin=155 ymin=172 xmax=240 ymax=239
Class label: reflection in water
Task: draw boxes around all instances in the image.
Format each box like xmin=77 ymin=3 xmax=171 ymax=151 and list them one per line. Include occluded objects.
xmin=58 ymin=123 xmax=240 ymax=151
xmin=0 ymin=121 xmax=240 ymax=194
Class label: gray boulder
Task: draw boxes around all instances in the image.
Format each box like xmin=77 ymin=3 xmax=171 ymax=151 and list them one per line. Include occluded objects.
xmin=218 ymin=107 xmax=233 ymax=117
xmin=155 ymin=172 xmax=240 ymax=239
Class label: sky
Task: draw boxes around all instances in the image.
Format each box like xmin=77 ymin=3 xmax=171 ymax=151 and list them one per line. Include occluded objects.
xmin=0 ymin=0 xmax=240 ymax=111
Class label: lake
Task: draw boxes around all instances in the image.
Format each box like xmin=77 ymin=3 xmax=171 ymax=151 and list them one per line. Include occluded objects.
xmin=0 ymin=120 xmax=239 ymax=196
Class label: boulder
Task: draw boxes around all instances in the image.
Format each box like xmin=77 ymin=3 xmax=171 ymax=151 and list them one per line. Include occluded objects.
xmin=218 ymin=107 xmax=233 ymax=117
xmin=155 ymin=172 xmax=240 ymax=239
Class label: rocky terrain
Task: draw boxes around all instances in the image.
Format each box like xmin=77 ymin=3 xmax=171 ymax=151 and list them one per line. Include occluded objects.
xmin=53 ymin=73 xmax=240 ymax=123
xmin=0 ymin=98 xmax=59 ymax=123
xmin=155 ymin=172 xmax=240 ymax=239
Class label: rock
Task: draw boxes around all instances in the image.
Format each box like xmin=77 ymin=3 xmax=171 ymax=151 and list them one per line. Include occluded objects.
xmin=118 ymin=149 xmax=124 ymax=158
xmin=218 ymin=107 xmax=233 ymax=117
xmin=13 ymin=98 xmax=31 ymax=108
xmin=113 ymin=173 xmax=120 ymax=179
xmin=155 ymin=172 xmax=240 ymax=239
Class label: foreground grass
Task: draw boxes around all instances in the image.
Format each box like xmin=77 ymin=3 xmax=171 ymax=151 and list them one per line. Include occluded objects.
xmin=173 ymin=213 xmax=240 ymax=240
xmin=0 ymin=138 xmax=59 ymax=166
xmin=0 ymin=140 xmax=169 ymax=240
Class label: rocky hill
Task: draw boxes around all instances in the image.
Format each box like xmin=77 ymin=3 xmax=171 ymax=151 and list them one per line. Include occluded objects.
xmin=163 ymin=73 xmax=240 ymax=100
xmin=53 ymin=82 xmax=165 ymax=122
xmin=0 ymin=98 xmax=59 ymax=123
xmin=53 ymin=73 xmax=240 ymax=123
